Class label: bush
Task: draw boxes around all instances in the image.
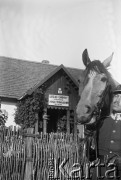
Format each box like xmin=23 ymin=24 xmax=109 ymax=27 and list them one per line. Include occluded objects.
xmin=0 ymin=109 xmax=8 ymax=126
xmin=15 ymin=88 xmax=45 ymax=128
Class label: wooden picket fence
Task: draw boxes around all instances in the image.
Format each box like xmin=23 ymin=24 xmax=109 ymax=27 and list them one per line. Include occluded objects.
xmin=0 ymin=126 xmax=81 ymax=180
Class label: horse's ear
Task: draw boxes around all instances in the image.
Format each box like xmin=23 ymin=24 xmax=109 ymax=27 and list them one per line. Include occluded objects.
xmin=82 ymin=49 xmax=91 ymax=67
xmin=103 ymin=52 xmax=114 ymax=68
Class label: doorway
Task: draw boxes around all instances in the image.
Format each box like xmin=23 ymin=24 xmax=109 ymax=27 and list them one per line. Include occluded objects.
xmin=47 ymin=108 xmax=67 ymax=133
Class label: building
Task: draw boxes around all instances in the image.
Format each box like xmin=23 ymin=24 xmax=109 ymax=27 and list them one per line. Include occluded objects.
xmin=0 ymin=56 xmax=83 ymax=133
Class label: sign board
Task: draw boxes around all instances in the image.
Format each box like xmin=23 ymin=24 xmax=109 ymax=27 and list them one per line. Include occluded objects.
xmin=48 ymin=94 xmax=69 ymax=107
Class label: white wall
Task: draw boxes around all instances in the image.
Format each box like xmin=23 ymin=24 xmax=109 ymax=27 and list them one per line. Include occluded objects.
xmin=1 ymin=102 xmax=17 ymax=127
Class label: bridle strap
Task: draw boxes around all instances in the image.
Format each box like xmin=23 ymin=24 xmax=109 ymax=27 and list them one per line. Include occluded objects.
xmin=92 ymin=81 xmax=110 ymax=119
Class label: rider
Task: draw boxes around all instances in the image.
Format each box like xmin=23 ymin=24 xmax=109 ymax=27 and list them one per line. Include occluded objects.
xmin=91 ymin=85 xmax=121 ymax=179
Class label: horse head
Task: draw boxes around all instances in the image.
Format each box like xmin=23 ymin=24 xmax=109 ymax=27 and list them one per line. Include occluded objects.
xmin=76 ymin=49 xmax=118 ymax=125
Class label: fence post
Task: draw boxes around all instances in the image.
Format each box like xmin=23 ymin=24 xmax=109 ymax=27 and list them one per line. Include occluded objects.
xmin=24 ymin=128 xmax=34 ymax=180
xmin=67 ymin=109 xmax=70 ymax=134
xmin=35 ymin=113 xmax=39 ymax=134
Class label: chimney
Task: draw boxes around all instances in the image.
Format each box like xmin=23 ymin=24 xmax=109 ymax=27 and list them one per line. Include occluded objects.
xmin=41 ymin=60 xmax=50 ymax=64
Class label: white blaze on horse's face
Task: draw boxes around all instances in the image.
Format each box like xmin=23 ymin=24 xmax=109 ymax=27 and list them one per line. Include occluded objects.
xmin=76 ymin=70 xmax=107 ymax=123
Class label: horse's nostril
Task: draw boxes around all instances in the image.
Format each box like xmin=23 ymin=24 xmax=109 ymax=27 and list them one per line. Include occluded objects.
xmin=85 ymin=105 xmax=91 ymax=114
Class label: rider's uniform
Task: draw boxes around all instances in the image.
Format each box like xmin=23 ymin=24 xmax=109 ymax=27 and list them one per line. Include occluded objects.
xmin=92 ymin=86 xmax=121 ymax=179
xmin=99 ymin=114 xmax=121 ymax=157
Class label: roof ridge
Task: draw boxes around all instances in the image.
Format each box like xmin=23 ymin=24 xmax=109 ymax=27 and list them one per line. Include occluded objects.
xmin=0 ymin=55 xmax=83 ymax=70
xmin=0 ymin=56 xmax=58 ymax=67
xmin=67 ymin=66 xmax=83 ymax=71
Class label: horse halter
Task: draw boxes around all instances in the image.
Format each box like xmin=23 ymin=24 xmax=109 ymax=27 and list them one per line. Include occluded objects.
xmin=92 ymin=80 xmax=110 ymax=121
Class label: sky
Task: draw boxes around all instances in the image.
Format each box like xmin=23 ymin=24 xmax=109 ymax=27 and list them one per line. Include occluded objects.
xmin=0 ymin=0 xmax=121 ymax=84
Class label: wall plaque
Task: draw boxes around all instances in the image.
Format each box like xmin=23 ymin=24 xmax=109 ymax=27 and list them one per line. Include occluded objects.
xmin=48 ymin=94 xmax=69 ymax=107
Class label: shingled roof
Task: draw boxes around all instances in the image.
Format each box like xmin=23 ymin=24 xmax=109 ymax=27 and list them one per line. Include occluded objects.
xmin=0 ymin=56 xmax=83 ymax=100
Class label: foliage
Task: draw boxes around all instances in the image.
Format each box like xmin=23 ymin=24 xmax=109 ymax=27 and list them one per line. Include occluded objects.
xmin=0 ymin=109 xmax=8 ymax=126
xmin=56 ymin=110 xmax=74 ymax=133
xmin=57 ymin=115 xmax=67 ymax=132
xmin=15 ymin=88 xmax=45 ymax=128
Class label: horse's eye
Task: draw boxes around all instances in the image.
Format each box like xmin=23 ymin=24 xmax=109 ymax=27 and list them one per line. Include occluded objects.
xmin=101 ymin=77 xmax=107 ymax=82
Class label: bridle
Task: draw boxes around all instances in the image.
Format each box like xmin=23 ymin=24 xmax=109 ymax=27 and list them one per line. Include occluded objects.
xmin=92 ymin=81 xmax=110 ymax=122
xmin=82 ymin=69 xmax=111 ymax=125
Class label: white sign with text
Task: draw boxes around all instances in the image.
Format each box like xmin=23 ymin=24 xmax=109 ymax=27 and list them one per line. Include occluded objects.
xmin=48 ymin=94 xmax=69 ymax=107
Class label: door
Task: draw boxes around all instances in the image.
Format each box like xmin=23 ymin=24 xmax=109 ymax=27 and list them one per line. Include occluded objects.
xmin=47 ymin=109 xmax=67 ymax=133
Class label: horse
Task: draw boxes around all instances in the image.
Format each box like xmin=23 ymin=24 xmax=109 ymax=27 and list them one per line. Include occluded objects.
xmin=76 ymin=49 xmax=119 ymax=125
xmin=76 ymin=49 xmax=119 ymax=178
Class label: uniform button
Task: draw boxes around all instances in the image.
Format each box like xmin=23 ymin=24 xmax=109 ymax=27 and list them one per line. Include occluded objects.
xmin=109 ymin=151 xmax=112 ymax=153
xmin=110 ymin=140 xmax=114 ymax=143
xmin=112 ymin=130 xmax=116 ymax=133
